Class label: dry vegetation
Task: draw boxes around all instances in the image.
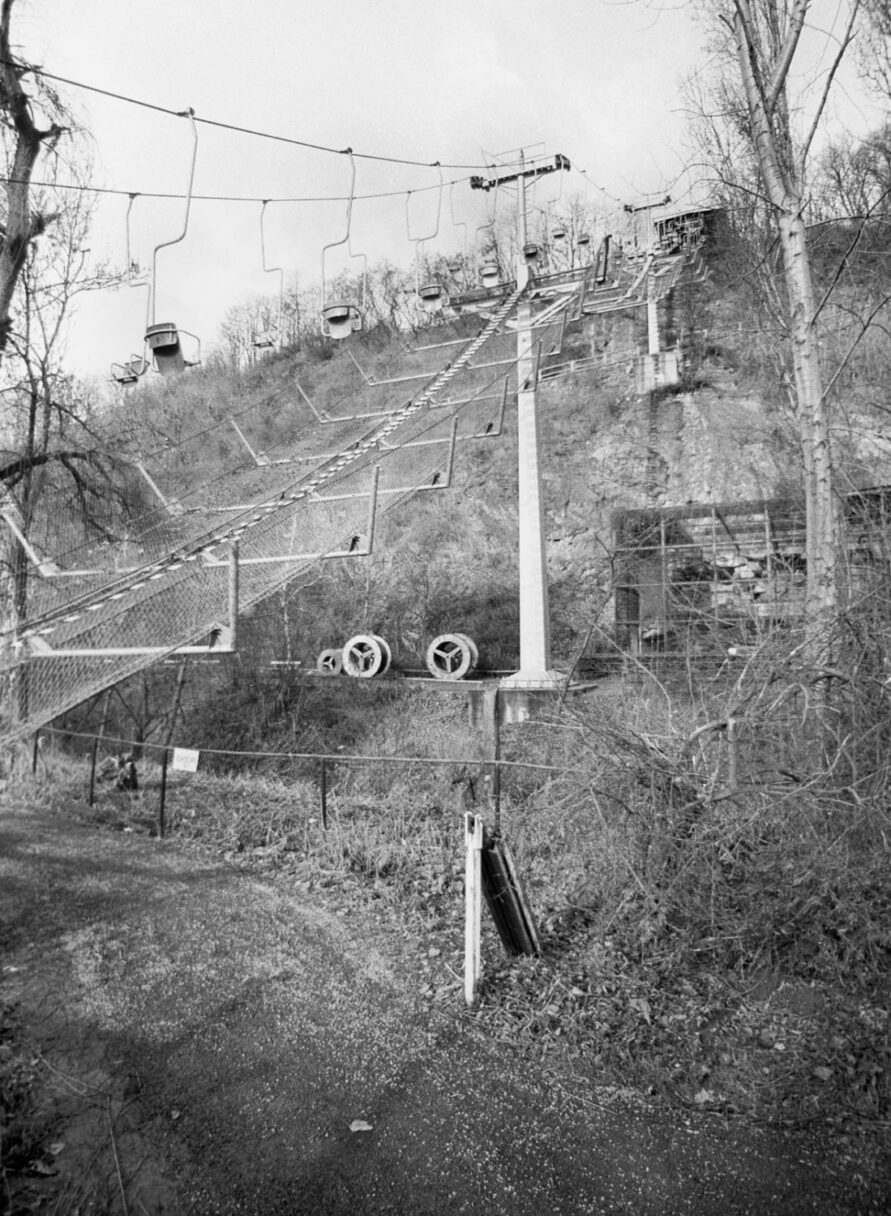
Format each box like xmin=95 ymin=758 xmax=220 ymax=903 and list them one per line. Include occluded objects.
xmin=18 ymin=624 xmax=891 ymax=1138
xmin=13 ymin=251 xmax=890 ymax=1148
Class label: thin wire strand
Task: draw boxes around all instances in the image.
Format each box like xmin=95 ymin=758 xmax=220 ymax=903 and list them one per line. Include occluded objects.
xmin=0 ymin=172 xmax=472 ymax=205
xmin=11 ymin=60 xmax=549 ymax=173
xmin=41 ymin=723 xmax=578 ymax=773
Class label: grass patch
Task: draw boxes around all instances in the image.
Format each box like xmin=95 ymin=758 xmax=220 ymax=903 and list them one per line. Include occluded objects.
xmin=0 ymin=1000 xmax=54 ymax=1203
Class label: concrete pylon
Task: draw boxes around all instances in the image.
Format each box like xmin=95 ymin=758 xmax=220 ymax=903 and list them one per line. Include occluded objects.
xmin=500 ymin=163 xmax=564 ymax=693
xmin=647 ymin=265 xmax=660 ymax=355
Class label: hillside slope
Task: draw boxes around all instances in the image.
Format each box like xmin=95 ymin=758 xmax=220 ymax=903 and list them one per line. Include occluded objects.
xmin=14 ymin=239 xmax=891 ymax=731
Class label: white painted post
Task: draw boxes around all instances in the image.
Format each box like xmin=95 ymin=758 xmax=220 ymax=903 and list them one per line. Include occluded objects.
xmin=228 ymin=540 xmax=239 ymax=651
xmin=464 ymin=812 xmax=484 ymax=1006
xmin=647 ymin=264 xmax=660 ymax=356
xmin=727 ymin=717 xmax=739 ymax=793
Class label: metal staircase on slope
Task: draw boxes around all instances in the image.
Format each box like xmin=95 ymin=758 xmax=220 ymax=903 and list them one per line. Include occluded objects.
xmin=0 ymin=287 xmax=529 ymax=746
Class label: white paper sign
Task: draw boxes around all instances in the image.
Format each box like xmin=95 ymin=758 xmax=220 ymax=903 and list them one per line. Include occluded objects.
xmin=171 ymin=747 xmax=200 ymax=773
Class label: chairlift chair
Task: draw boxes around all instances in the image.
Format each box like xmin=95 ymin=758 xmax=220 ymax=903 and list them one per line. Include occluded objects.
xmin=595 ymin=234 xmax=611 ymax=284
xmin=112 ymin=194 xmax=152 ymax=380
xmin=474 ymin=186 xmax=500 ymax=290
xmin=145 ymin=322 xmax=184 ymax=374
xmin=323 ymin=225 xmax=367 ymax=339
xmin=448 ymin=181 xmax=469 ymax=287
xmin=480 ymin=261 xmax=500 ymax=288
xmin=145 ymin=110 xmax=200 ymax=377
xmin=251 ymin=327 xmax=282 ymax=353
xmin=254 ymin=200 xmax=284 ymax=351
xmin=407 ymin=165 xmax=445 ymax=313
xmin=418 ymin=281 xmax=444 ymax=312
xmin=322 ymin=300 xmax=361 ymax=340
xmin=321 ymin=150 xmax=365 ymax=340
xmin=523 ymin=241 xmax=539 ymax=262
xmin=576 ymin=231 xmax=592 ymax=269
xmin=539 ymin=165 xmax=566 ymax=265
xmin=542 ymin=174 xmax=567 ymax=251
xmin=145 ymin=322 xmax=200 ymax=375
xmin=129 ymin=355 xmax=149 ymax=377
xmin=110 ymin=354 xmax=149 ymax=386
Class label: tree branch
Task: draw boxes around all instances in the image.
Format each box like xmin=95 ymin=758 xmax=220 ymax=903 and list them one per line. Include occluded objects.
xmin=821 ymin=293 xmax=891 ymax=403
xmin=811 ymin=182 xmax=891 ymax=325
xmin=765 ymin=0 xmax=810 ymax=115
xmin=798 ymin=0 xmax=862 ymax=175
xmin=0 ymin=448 xmax=97 ymax=485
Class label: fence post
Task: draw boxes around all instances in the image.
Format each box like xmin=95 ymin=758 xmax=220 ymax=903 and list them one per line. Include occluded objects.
xmin=31 ymin=732 xmax=40 ymax=775
xmin=464 ymin=812 xmax=484 ymax=1007
xmin=727 ymin=717 xmax=738 ymax=793
xmin=87 ymin=689 xmax=112 ymax=805
xmin=158 ymin=748 xmax=169 ymax=839
xmin=88 ymin=735 xmax=99 ymax=806
xmin=320 ymin=758 xmax=328 ymax=830
xmin=491 ymin=689 xmax=502 ymax=834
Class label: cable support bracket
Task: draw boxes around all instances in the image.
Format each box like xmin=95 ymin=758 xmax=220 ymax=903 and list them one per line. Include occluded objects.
xmin=470 ymin=153 xmax=570 ymax=192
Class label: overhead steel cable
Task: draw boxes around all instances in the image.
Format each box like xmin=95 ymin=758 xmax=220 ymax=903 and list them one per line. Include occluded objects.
xmin=0 ymin=172 xmax=475 ymax=204
xmin=6 ymin=60 xmax=554 ymax=174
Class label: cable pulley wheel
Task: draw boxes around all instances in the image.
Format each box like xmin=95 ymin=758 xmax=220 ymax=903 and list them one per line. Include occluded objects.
xmin=316 ymin=649 xmax=343 ymax=675
xmin=425 ymin=633 xmax=478 ymax=681
xmin=373 ymin=634 xmax=392 ymax=673
xmin=342 ymin=633 xmax=391 ymax=678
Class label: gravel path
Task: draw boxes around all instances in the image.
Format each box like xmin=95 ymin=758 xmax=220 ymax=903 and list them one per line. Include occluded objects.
xmin=1 ymin=794 xmax=888 ymax=1215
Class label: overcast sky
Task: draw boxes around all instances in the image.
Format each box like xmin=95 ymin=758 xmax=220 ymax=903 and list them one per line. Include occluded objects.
xmin=13 ymin=0 xmax=882 ymax=380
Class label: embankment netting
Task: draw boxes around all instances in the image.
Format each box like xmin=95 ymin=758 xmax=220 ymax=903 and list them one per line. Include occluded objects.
xmin=1 ymin=287 xmax=576 ymax=745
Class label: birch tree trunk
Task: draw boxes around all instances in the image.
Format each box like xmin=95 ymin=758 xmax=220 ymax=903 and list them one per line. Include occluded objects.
xmin=730 ymin=0 xmax=846 ymax=661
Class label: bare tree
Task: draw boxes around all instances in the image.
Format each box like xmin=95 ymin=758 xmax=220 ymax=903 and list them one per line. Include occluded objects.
xmin=0 ymin=0 xmax=71 ymax=360
xmin=859 ymin=0 xmax=891 ymax=94
xmin=695 ymin=1 xmax=864 ymax=660
xmin=0 ymin=18 xmax=126 ymax=732
xmin=2 ymin=154 xmax=124 ymax=578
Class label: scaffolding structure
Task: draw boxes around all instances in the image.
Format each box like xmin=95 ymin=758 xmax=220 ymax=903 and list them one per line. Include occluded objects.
xmin=613 ymin=490 xmax=891 ymax=655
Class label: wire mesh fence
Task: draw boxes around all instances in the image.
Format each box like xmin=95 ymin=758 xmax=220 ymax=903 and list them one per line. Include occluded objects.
xmin=36 ymin=720 xmax=571 ymax=841
xmin=1 ymin=289 xmax=576 ymax=745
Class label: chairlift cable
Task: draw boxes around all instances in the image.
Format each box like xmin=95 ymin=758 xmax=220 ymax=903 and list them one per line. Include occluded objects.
xmin=9 ymin=61 xmax=554 ymax=173
xmin=0 ymin=172 xmax=478 ymax=205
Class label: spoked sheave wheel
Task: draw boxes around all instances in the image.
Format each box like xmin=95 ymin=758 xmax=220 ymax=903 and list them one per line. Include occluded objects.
xmin=425 ymin=633 xmax=478 ymax=681
xmin=342 ymin=633 xmax=392 ymax=678
xmin=316 ymin=648 xmax=343 ymax=675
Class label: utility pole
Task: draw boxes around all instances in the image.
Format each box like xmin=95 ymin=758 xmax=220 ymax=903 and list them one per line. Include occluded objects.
xmin=471 ymin=153 xmax=569 ymax=689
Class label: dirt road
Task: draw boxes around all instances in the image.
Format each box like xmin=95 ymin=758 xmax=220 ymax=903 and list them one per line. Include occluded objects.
xmin=1 ymin=794 xmax=888 ymax=1214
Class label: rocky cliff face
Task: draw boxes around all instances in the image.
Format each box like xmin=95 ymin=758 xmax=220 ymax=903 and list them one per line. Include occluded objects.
xmin=536 ymin=361 xmax=789 ymax=578
xmin=246 ymin=273 xmax=891 ymax=670
xmin=527 ymin=305 xmax=891 ymax=657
